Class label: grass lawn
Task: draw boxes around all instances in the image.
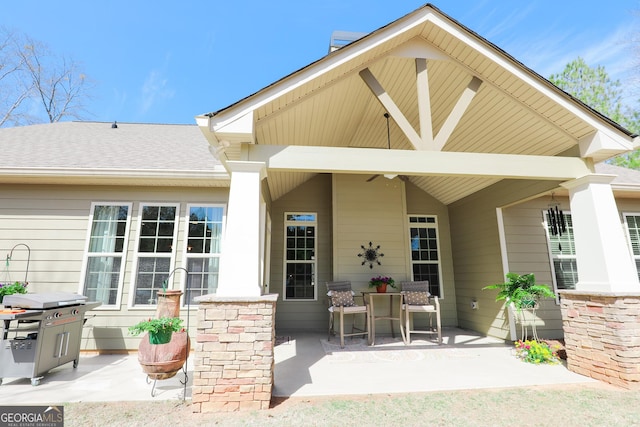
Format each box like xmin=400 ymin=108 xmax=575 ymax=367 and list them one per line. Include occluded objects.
xmin=64 ymin=382 xmax=640 ymax=426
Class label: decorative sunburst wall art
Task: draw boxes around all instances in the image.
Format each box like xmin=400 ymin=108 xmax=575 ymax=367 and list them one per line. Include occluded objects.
xmin=358 ymin=241 xmax=384 ymax=269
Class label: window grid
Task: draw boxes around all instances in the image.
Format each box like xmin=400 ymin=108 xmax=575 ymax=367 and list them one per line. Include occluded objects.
xmin=284 ymin=213 xmax=316 ymax=300
xmin=133 ymin=204 xmax=178 ymax=306
xmin=408 ymin=215 xmax=442 ymax=297
xmin=184 ymin=205 xmax=225 ymax=303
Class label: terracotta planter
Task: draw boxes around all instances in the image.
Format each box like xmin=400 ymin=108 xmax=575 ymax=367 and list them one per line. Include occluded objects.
xmin=376 ymin=283 xmax=387 ymax=293
xmin=138 ymin=331 xmax=190 ymax=380
xmin=156 ymin=290 xmax=183 ymax=318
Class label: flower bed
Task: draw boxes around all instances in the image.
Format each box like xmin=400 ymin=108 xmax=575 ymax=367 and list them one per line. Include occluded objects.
xmin=514 ymin=339 xmax=561 ymax=364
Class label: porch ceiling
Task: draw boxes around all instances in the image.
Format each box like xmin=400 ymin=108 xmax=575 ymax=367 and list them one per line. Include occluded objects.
xmin=203 ymin=6 xmax=634 ymax=204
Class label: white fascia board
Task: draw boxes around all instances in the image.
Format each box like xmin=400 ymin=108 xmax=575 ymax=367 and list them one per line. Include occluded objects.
xmin=247 ymin=145 xmax=591 ymax=180
xmin=0 ymin=167 xmax=228 ymax=180
xmin=611 ymin=183 xmax=640 ymax=193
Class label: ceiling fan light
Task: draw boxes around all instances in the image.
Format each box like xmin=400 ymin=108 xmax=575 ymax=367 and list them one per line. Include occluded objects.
xmin=384 ymin=174 xmax=397 ymax=180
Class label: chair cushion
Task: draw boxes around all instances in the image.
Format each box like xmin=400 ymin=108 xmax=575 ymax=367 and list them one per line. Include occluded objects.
xmin=329 ymin=305 xmax=367 ymax=313
xmin=403 ymin=291 xmax=430 ymax=305
xmin=330 ymin=290 xmax=355 ymax=307
xmin=404 ymin=304 xmax=436 ymax=312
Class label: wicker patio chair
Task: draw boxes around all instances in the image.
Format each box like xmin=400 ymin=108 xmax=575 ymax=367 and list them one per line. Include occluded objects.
xmin=326 ymin=281 xmax=370 ymax=348
xmin=400 ymin=280 xmax=442 ymax=344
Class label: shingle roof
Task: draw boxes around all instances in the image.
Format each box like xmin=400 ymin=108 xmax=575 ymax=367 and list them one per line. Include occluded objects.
xmin=595 ymin=163 xmax=640 ymax=186
xmin=0 ymin=121 xmax=221 ymax=172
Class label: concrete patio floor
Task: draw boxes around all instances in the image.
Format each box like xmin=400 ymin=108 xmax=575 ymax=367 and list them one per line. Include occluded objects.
xmin=0 ymin=327 xmax=596 ymax=405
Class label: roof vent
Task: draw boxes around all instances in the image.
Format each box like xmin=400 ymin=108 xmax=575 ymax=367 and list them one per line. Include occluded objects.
xmin=111 ymin=121 xmax=118 ymax=129
xmin=329 ymin=30 xmax=367 ymax=53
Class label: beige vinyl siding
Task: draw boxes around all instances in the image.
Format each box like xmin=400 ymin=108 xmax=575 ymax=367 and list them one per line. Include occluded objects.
xmin=0 ymin=184 xmax=229 ymax=351
xmin=331 ymin=174 xmax=407 ymax=334
xmin=449 ymin=179 xmax=560 ymax=339
xmin=405 ymin=182 xmax=457 ymax=327
xmin=332 ymin=175 xmax=407 ymax=287
xmin=501 ymin=198 xmax=565 ymax=339
xmin=271 ymin=174 xmax=333 ymax=331
xmin=498 ymin=194 xmax=640 ymax=341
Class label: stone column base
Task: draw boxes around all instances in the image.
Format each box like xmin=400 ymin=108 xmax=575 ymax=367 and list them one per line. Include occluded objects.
xmin=192 ymin=294 xmax=278 ymax=412
xmin=559 ymin=290 xmax=640 ymax=389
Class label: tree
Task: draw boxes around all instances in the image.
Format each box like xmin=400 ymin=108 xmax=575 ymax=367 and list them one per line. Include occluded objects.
xmin=550 ymin=57 xmax=624 ymax=123
xmin=549 ymin=57 xmax=640 ymax=169
xmin=0 ymin=28 xmax=93 ymax=127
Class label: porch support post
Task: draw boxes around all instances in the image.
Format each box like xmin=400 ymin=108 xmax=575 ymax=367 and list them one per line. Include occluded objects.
xmin=217 ymin=161 xmax=266 ymax=297
xmin=561 ymin=174 xmax=640 ymax=292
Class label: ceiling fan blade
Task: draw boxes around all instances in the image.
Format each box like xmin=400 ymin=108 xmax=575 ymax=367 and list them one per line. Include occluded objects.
xmin=366 ymin=174 xmax=380 ymax=182
xmin=399 ymin=175 xmax=409 ymax=182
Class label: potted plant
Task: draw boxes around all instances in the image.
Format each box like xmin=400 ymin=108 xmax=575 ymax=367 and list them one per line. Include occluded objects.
xmin=368 ymin=276 xmax=397 ymax=293
xmin=129 ymin=316 xmax=184 ymax=345
xmin=483 ymin=272 xmax=555 ymax=311
xmin=0 ymin=281 xmax=28 ymax=305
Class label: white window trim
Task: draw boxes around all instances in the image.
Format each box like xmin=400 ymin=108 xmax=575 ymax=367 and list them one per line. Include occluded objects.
xmin=283 ymin=212 xmax=317 ymax=302
xmin=407 ymin=215 xmax=444 ymax=298
xmin=181 ymin=203 xmax=226 ymax=308
xmin=128 ymin=202 xmax=180 ymax=310
xmin=78 ymin=202 xmax=132 ymax=310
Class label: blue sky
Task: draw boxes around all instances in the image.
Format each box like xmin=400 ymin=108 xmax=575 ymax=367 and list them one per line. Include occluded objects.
xmin=3 ymin=1 xmax=639 ymax=125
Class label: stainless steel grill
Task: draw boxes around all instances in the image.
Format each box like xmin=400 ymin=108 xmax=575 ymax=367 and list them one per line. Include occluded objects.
xmin=0 ymin=292 xmax=101 ymax=386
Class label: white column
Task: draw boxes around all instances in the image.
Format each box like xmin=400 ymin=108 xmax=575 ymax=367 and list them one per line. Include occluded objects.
xmin=217 ymin=161 xmax=265 ymax=297
xmin=561 ymin=174 xmax=640 ymax=292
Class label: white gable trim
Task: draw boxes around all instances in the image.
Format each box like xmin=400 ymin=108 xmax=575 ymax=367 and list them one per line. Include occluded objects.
xmin=425 ymin=12 xmax=633 ymax=146
xmin=203 ymin=7 xmax=437 ymax=130
xmin=202 ymin=5 xmax=634 ymax=151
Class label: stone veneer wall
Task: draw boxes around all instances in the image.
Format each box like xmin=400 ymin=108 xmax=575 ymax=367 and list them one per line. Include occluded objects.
xmin=559 ymin=290 xmax=640 ymax=389
xmin=192 ymin=294 xmax=278 ymax=412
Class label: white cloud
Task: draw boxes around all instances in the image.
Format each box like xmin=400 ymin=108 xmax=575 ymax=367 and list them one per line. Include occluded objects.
xmin=139 ymin=54 xmax=176 ymax=116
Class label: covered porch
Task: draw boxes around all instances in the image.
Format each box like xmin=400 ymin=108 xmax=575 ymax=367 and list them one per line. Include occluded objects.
xmin=196 ymin=4 xmax=638 ymax=338
xmin=0 ymin=328 xmax=595 ymax=405
xmin=191 ymin=4 xmax=640 ymax=409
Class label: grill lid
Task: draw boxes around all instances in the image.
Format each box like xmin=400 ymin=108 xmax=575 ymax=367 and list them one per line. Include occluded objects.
xmin=3 ymin=292 xmax=88 ymax=309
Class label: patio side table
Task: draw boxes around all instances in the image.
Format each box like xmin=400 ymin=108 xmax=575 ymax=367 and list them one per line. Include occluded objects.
xmin=362 ymin=291 xmax=403 ymax=345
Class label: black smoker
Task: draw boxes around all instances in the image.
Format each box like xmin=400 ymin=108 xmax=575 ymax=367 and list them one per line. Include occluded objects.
xmin=0 ymin=292 xmax=101 ymax=386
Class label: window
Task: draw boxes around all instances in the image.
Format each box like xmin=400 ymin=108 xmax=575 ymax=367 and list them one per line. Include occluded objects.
xmin=408 ymin=216 xmax=442 ymax=297
xmin=284 ymin=213 xmax=316 ymax=300
xmin=81 ymin=203 xmax=131 ymax=306
xmin=624 ymin=213 xmax=640 ymax=280
xmin=184 ymin=205 xmax=225 ymax=303
xmin=132 ymin=204 xmax=179 ymax=306
xmin=544 ymin=211 xmax=578 ymax=290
